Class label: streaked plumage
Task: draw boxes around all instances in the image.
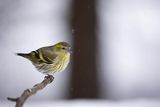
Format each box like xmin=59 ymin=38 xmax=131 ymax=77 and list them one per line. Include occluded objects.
xmin=17 ymin=42 xmax=71 ymax=75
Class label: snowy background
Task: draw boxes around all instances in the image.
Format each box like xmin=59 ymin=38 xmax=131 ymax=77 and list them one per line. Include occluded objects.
xmin=0 ymin=0 xmax=160 ymax=107
xmin=98 ymin=0 xmax=160 ymax=100
xmin=1 ymin=100 xmax=160 ymax=107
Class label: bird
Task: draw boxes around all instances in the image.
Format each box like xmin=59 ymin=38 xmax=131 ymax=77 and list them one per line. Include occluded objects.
xmin=17 ymin=42 xmax=71 ymax=75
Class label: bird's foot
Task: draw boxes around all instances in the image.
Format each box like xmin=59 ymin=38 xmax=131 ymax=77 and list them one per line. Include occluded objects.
xmin=45 ymin=75 xmax=54 ymax=83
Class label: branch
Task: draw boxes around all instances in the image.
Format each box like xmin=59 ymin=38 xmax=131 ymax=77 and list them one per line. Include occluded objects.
xmin=7 ymin=75 xmax=54 ymax=107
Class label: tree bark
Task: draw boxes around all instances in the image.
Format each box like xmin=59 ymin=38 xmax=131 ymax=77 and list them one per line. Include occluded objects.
xmin=7 ymin=75 xmax=54 ymax=107
xmin=69 ymin=0 xmax=99 ymax=98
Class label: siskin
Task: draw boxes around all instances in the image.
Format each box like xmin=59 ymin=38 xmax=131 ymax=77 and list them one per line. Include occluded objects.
xmin=17 ymin=42 xmax=71 ymax=75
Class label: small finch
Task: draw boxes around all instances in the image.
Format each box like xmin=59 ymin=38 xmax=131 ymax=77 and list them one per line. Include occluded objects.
xmin=17 ymin=42 xmax=71 ymax=75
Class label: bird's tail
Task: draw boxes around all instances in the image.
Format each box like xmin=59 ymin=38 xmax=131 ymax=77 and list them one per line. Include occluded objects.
xmin=16 ymin=53 xmax=30 ymax=59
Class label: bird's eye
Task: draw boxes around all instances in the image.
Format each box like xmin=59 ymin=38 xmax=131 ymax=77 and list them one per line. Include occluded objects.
xmin=62 ymin=47 xmax=65 ymax=50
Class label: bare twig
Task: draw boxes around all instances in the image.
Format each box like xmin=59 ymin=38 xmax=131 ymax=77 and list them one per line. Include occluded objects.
xmin=7 ymin=75 xmax=54 ymax=107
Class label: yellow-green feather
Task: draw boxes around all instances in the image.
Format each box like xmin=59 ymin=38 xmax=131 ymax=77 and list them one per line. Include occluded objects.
xmin=17 ymin=42 xmax=71 ymax=75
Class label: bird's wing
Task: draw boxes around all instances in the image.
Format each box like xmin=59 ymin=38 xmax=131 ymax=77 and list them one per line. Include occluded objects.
xmin=37 ymin=47 xmax=57 ymax=64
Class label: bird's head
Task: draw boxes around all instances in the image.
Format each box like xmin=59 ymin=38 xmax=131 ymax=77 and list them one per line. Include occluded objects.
xmin=54 ymin=42 xmax=71 ymax=54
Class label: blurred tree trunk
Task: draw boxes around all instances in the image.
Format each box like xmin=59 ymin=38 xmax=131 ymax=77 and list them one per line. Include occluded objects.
xmin=69 ymin=0 xmax=99 ymax=98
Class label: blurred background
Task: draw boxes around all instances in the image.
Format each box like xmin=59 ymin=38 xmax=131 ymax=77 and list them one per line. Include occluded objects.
xmin=0 ymin=0 xmax=160 ymax=106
